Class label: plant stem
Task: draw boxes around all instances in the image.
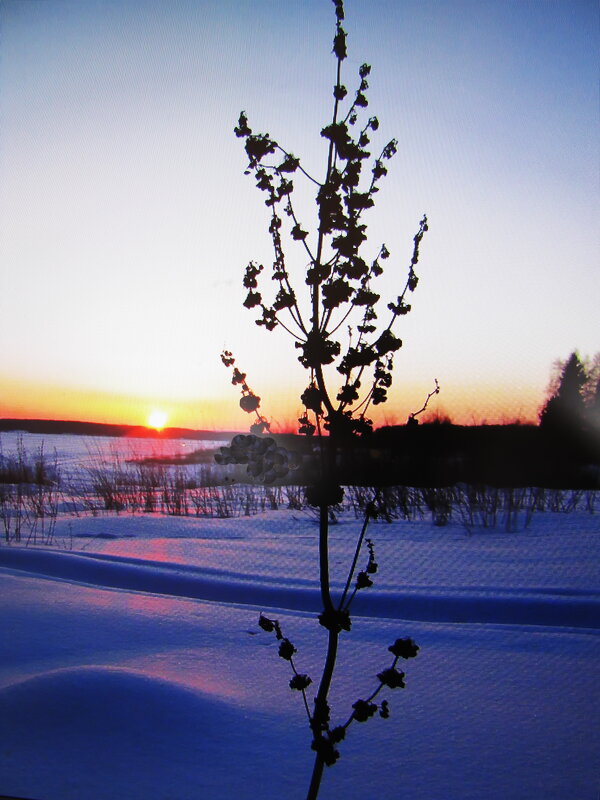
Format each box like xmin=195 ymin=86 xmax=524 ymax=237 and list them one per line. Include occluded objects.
xmin=306 ymin=503 xmax=340 ymax=800
xmin=318 ymin=503 xmax=333 ymax=613
xmin=338 ymin=501 xmax=373 ymax=610
xmin=306 ymin=624 xmax=338 ymax=800
xmin=306 ymin=755 xmax=325 ymax=800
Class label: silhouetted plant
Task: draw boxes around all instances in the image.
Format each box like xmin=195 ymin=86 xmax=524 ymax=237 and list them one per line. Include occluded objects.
xmin=220 ymin=350 xmax=272 ymax=435
xmin=221 ymin=2 xmax=428 ymax=797
xmin=407 ymin=379 xmax=440 ymax=426
xmin=0 ymin=437 xmax=60 ymax=545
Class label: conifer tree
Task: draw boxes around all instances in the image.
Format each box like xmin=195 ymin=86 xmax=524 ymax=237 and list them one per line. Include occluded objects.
xmin=540 ymin=351 xmax=587 ymax=433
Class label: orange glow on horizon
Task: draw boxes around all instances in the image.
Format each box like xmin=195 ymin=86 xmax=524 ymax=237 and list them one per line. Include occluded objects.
xmin=0 ymin=373 xmax=544 ymax=431
xmin=0 ymin=374 xmax=220 ymax=430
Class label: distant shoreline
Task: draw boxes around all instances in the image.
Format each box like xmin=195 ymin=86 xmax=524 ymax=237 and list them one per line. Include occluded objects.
xmin=0 ymin=418 xmax=240 ymax=441
xmin=1 ymin=418 xmax=598 ymax=488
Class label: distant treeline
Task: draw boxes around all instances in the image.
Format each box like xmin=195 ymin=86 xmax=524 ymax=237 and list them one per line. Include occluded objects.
xmin=207 ymin=423 xmax=598 ymax=489
xmin=1 ymin=418 xmax=598 ymax=489
xmin=0 ymin=419 xmax=238 ymax=441
xmin=274 ymin=424 xmax=600 ymax=489
xmin=312 ymin=423 xmax=597 ymax=489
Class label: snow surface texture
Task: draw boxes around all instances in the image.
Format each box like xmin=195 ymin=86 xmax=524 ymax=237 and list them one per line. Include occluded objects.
xmin=1 ymin=505 xmax=599 ymax=799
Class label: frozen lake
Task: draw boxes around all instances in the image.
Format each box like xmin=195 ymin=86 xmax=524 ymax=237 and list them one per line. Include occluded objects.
xmin=0 ymin=428 xmax=226 ymax=485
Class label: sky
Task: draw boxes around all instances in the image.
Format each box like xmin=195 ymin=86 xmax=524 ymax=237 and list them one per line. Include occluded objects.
xmin=1 ymin=0 xmax=598 ymax=431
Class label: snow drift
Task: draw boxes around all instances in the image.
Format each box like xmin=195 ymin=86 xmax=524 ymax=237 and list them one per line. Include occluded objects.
xmin=1 ymin=546 xmax=598 ymax=630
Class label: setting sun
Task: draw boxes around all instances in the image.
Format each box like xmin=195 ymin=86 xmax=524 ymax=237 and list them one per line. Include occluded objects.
xmin=147 ymin=409 xmax=168 ymax=430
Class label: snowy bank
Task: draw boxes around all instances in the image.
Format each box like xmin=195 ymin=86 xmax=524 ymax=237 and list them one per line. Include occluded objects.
xmin=1 ymin=509 xmax=599 ymax=799
xmin=1 ymin=545 xmax=598 ymax=630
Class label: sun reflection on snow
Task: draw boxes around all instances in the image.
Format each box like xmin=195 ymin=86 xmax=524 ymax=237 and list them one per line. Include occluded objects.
xmin=121 ymin=649 xmax=247 ymax=703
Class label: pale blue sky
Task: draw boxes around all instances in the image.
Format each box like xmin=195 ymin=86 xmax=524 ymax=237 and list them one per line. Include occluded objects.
xmin=1 ymin=0 xmax=598 ymax=427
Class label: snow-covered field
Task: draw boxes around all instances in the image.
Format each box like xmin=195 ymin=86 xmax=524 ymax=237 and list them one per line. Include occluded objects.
xmin=0 ymin=433 xmax=599 ymax=799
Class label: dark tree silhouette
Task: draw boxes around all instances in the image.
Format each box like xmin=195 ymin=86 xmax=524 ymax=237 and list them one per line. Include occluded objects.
xmin=218 ymin=2 xmax=429 ymax=798
xmin=540 ymin=351 xmax=587 ymax=434
xmin=588 ymin=377 xmax=600 ymax=434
